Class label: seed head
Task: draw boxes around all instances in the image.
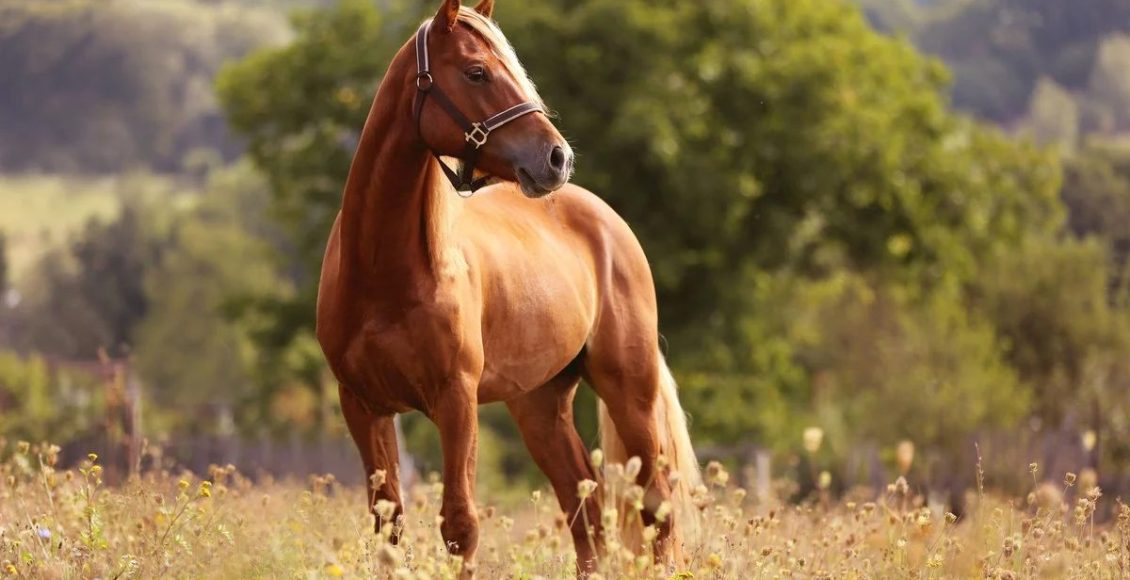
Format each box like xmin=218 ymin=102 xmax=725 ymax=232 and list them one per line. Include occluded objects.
xmin=803 ymin=427 xmax=824 ymax=454
xmin=896 ymin=440 xmax=915 ymax=474
xmin=624 ymin=456 xmax=642 ymax=482
xmin=369 ymin=470 xmax=387 ymax=491
xmin=577 ymin=479 xmax=598 ymax=499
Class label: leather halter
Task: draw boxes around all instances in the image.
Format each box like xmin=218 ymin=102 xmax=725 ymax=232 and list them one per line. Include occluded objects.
xmin=412 ymin=19 xmax=544 ymax=195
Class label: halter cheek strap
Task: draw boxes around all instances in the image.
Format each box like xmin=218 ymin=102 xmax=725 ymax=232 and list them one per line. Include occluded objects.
xmin=412 ymin=19 xmax=544 ymax=195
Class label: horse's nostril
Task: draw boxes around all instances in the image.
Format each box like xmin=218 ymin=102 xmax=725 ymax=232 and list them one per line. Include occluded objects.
xmin=548 ymin=146 xmax=567 ymax=172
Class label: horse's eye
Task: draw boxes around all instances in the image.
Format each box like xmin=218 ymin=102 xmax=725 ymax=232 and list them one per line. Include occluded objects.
xmin=464 ymin=65 xmax=487 ymax=83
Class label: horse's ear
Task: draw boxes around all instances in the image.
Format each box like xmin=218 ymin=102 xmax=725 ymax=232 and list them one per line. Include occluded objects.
xmin=473 ymin=0 xmax=494 ymax=18
xmin=434 ymin=0 xmax=461 ymax=33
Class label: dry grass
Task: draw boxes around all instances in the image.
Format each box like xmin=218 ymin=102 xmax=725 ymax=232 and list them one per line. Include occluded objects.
xmin=1 ymin=442 xmax=1127 ymax=579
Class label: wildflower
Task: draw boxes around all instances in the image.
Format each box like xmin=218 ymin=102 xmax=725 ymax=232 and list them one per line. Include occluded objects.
xmin=178 ymin=479 xmax=190 ymax=492
xmin=531 ymin=490 xmax=542 ymax=503
xmin=375 ymin=500 xmax=397 ymax=521
xmin=1081 ymin=430 xmax=1097 ymax=452
xmin=818 ymin=471 xmax=832 ymax=490
xmin=590 ymin=449 xmax=604 ymax=468
xmin=1064 ymin=472 xmax=1077 ymax=486
xmin=1029 ymin=462 xmax=1039 ymax=474
xmin=601 ymin=508 xmax=618 ymax=530
xmin=624 ymin=485 xmax=645 ymax=511
xmin=16 ymin=441 xmax=29 ymax=454
xmin=325 ymin=563 xmax=345 ymax=577
xmin=577 ymin=479 xmax=598 ymax=499
xmin=945 ymin=512 xmax=958 ymax=524
xmin=198 ymin=481 xmax=212 ymax=498
xmin=654 ymin=501 xmax=672 ymax=523
xmin=625 ymin=456 xmax=642 ymax=482
xmin=378 ymin=544 xmax=402 ymax=567
xmin=803 ymin=427 xmax=824 ymax=454
xmin=656 ymin=454 xmax=669 ymax=470
xmin=36 ymin=526 xmax=51 ymax=540
xmin=707 ymin=553 xmax=722 ymax=569
xmin=370 ymin=470 xmax=387 ymax=490
xmin=87 ymin=452 xmax=97 ymax=463
xmin=705 ymin=461 xmax=730 ymax=486
xmin=643 ymin=525 xmax=658 ymax=543
xmin=896 ymin=440 xmax=915 ymax=474
xmin=44 ymin=445 xmax=60 ymax=467
xmin=691 ymin=484 xmax=712 ymax=510
xmin=1080 ymin=468 xmax=1098 ymax=492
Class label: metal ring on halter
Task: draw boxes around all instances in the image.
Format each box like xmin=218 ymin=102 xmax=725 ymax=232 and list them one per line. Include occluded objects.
xmin=465 ymin=124 xmax=490 ymax=148
xmin=416 ymin=72 xmax=434 ymax=91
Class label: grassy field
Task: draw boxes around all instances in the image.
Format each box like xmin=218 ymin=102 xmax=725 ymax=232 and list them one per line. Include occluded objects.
xmin=2 ymin=443 xmax=1127 ymax=579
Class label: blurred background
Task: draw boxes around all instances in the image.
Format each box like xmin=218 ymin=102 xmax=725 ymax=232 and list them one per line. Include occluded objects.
xmin=0 ymin=0 xmax=1128 ymax=505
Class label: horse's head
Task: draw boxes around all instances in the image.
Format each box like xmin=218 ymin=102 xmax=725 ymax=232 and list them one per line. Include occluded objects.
xmin=412 ymin=0 xmax=572 ymax=197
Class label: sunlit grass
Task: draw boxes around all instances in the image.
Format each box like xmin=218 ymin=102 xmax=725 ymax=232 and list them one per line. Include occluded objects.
xmin=0 ymin=174 xmax=194 ymax=284
xmin=1 ymin=441 xmax=1127 ymax=579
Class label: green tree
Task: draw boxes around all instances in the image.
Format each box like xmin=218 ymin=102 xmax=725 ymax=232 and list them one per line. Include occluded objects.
xmin=133 ymin=163 xmax=290 ymax=434
xmin=1062 ymin=142 xmax=1130 ymax=291
xmin=1026 ymin=77 xmax=1079 ymax=149
xmin=1088 ymin=34 xmax=1130 ymax=131
xmin=0 ymin=0 xmax=289 ymax=172
xmin=15 ymin=203 xmax=161 ymax=359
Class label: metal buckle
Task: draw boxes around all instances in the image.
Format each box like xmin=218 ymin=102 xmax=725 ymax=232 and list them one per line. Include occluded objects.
xmin=416 ymin=72 xmax=433 ymax=91
xmin=465 ymin=123 xmax=489 ymax=148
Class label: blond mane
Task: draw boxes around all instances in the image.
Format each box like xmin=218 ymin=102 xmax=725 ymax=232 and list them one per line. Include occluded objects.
xmin=453 ymin=7 xmax=545 ymax=109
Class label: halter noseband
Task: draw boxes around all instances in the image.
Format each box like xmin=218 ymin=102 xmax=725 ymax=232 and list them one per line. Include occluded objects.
xmin=412 ymin=19 xmax=544 ymax=195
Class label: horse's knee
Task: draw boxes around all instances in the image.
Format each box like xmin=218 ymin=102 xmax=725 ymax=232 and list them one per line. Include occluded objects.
xmin=440 ymin=508 xmax=479 ymax=556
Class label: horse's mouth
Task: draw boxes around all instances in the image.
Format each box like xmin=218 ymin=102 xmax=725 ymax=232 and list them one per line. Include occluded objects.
xmin=517 ymin=168 xmax=553 ymax=198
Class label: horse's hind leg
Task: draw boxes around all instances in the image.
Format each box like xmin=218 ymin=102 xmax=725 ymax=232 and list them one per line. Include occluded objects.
xmin=340 ymin=385 xmax=403 ymax=538
xmin=583 ymin=327 xmax=680 ymax=560
xmin=506 ymin=366 xmax=603 ymax=573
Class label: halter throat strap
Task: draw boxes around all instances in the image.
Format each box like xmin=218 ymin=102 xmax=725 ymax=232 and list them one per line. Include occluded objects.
xmin=412 ymin=19 xmax=544 ymax=195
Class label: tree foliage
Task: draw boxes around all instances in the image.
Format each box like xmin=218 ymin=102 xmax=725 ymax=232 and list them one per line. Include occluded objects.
xmin=12 ymin=203 xmax=161 ymax=359
xmin=0 ymin=0 xmax=289 ymax=173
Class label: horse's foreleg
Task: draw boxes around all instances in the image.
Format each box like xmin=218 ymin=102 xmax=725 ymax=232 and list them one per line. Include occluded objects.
xmin=432 ymin=387 xmax=480 ymax=575
xmin=340 ymin=385 xmax=403 ymax=539
xmin=506 ymin=371 xmax=603 ymax=573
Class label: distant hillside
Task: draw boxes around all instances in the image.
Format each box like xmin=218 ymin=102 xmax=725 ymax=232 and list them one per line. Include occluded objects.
xmin=0 ymin=0 xmax=291 ymax=174
xmin=858 ymin=0 xmax=1130 ymax=140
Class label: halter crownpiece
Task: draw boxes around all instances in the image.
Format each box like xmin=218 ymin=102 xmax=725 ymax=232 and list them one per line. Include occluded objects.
xmin=412 ymin=19 xmax=545 ymax=195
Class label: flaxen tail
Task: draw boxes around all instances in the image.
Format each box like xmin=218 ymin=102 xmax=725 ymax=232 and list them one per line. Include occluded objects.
xmin=598 ymin=354 xmax=701 ymax=547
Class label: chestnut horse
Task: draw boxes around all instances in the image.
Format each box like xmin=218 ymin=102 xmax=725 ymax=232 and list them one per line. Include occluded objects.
xmin=315 ymin=0 xmax=700 ymax=573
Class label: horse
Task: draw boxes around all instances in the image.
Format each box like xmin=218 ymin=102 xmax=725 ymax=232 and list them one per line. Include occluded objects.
xmin=315 ymin=0 xmax=701 ymax=573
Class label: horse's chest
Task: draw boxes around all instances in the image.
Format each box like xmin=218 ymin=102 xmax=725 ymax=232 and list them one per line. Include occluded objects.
xmin=338 ymin=305 xmax=469 ymax=412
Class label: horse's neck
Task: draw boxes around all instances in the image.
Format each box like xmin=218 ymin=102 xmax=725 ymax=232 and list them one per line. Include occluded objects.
xmin=339 ymin=82 xmax=452 ymax=293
